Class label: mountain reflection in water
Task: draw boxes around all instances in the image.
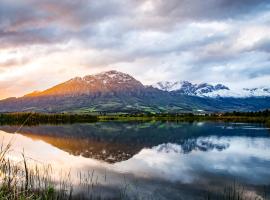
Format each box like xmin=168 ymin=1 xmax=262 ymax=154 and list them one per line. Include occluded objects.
xmin=1 ymin=122 xmax=268 ymax=163
xmin=0 ymin=122 xmax=269 ymax=199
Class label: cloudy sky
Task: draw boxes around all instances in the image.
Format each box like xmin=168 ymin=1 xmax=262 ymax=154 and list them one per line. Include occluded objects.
xmin=0 ymin=0 xmax=270 ymax=99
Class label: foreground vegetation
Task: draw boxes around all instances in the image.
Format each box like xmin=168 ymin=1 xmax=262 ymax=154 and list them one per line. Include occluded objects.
xmin=0 ymin=144 xmax=72 ymax=199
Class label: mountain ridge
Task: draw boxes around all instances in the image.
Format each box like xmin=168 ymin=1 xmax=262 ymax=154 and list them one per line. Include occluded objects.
xmin=23 ymin=71 xmax=270 ymax=99
xmin=0 ymin=70 xmax=270 ymax=113
xmin=152 ymin=81 xmax=270 ymax=98
xmin=25 ymin=70 xmax=145 ymax=97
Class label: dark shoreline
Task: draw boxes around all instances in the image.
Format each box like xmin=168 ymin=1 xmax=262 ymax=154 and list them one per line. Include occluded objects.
xmin=0 ymin=110 xmax=269 ymax=126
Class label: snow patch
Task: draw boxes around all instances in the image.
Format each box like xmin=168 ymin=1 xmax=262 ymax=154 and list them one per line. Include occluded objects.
xmin=152 ymin=81 xmax=270 ymax=98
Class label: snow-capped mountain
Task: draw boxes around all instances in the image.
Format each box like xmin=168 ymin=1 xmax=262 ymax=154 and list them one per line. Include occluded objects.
xmin=202 ymin=87 xmax=270 ymax=98
xmin=200 ymin=87 xmax=270 ymax=98
xmin=153 ymin=81 xmax=230 ymax=96
xmin=152 ymin=81 xmax=270 ymax=98
xmin=153 ymin=81 xmax=183 ymax=92
xmin=1 ymin=70 xmax=270 ymax=113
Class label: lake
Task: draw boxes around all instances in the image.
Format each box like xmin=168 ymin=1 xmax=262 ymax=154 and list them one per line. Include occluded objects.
xmin=0 ymin=121 xmax=270 ymax=199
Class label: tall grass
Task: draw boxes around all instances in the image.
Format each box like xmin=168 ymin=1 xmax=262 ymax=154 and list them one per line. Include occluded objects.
xmin=0 ymin=144 xmax=73 ymax=199
xmin=204 ymin=181 xmax=269 ymax=200
xmin=0 ymin=144 xmax=142 ymax=200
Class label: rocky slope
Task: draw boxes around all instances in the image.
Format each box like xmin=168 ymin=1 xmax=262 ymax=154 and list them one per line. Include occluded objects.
xmin=26 ymin=70 xmax=145 ymax=97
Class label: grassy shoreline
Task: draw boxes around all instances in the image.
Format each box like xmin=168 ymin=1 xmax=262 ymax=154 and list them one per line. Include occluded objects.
xmin=99 ymin=114 xmax=270 ymax=124
xmin=0 ymin=111 xmax=269 ymax=126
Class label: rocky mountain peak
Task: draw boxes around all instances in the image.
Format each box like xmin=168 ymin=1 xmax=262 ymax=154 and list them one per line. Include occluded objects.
xmin=215 ymin=84 xmax=229 ymax=90
xmin=83 ymin=70 xmax=139 ymax=85
xmin=25 ymin=70 xmax=145 ymax=97
xmin=154 ymin=81 xmax=182 ymax=92
xmin=152 ymin=81 xmax=230 ymax=96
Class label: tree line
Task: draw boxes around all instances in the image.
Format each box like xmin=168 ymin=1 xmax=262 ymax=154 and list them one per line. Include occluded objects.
xmin=0 ymin=112 xmax=98 ymax=125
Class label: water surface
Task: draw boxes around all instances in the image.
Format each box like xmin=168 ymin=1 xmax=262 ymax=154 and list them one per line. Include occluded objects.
xmin=0 ymin=122 xmax=269 ymax=199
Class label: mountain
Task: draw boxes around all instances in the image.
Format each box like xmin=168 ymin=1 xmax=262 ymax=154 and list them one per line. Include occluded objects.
xmin=25 ymin=70 xmax=145 ymax=97
xmin=153 ymin=81 xmax=183 ymax=92
xmin=152 ymin=81 xmax=270 ymax=98
xmin=153 ymin=81 xmax=229 ymax=96
xmin=0 ymin=122 xmax=242 ymax=163
xmin=0 ymin=70 xmax=270 ymax=113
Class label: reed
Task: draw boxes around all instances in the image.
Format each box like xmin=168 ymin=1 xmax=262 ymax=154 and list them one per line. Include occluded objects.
xmin=0 ymin=144 xmax=74 ymax=199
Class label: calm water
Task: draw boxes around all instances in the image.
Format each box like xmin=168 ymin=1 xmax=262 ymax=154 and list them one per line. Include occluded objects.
xmin=0 ymin=122 xmax=270 ymax=199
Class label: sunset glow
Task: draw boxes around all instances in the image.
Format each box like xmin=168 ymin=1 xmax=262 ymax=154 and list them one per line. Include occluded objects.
xmin=0 ymin=0 xmax=270 ymax=99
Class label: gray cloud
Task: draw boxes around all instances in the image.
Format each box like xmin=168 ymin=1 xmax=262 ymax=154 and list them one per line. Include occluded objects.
xmin=0 ymin=0 xmax=270 ymax=98
xmin=0 ymin=0 xmax=133 ymax=48
xmin=148 ymin=0 xmax=269 ymax=20
xmin=1 ymin=0 xmax=269 ymax=49
xmin=251 ymin=39 xmax=270 ymax=52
